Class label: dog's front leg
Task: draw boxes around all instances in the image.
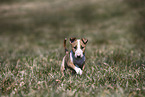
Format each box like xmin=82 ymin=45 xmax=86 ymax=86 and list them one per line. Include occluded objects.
xmin=67 ymin=61 xmax=82 ymax=75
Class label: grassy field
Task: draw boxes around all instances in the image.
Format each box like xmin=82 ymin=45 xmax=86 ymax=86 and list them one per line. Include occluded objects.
xmin=0 ymin=0 xmax=145 ymax=96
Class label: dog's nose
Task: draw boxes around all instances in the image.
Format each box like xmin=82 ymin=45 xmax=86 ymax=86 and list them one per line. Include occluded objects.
xmin=77 ymin=55 xmax=81 ymax=58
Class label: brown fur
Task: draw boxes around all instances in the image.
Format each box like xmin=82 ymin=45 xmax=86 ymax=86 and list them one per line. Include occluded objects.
xmin=61 ymin=38 xmax=88 ymax=77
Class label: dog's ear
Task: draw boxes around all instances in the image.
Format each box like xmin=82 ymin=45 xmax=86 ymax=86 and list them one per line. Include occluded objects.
xmin=70 ymin=37 xmax=76 ymax=43
xmin=81 ymin=38 xmax=88 ymax=44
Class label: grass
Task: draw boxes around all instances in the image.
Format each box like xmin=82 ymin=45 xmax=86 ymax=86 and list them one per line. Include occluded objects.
xmin=0 ymin=0 xmax=145 ymax=96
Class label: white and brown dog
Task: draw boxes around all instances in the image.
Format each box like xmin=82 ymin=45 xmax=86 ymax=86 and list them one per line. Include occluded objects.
xmin=61 ymin=38 xmax=88 ymax=76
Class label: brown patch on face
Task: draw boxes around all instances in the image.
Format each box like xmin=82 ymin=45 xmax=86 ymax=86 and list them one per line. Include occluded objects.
xmin=80 ymin=40 xmax=86 ymax=53
xmin=70 ymin=38 xmax=88 ymax=53
xmin=70 ymin=40 xmax=78 ymax=53
xmin=81 ymin=38 xmax=88 ymax=53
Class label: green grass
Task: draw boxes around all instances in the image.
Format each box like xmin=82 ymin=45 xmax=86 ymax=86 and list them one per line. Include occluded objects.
xmin=0 ymin=0 xmax=145 ymax=96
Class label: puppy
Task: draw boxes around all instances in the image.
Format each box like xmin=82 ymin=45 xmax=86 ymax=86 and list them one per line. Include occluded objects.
xmin=61 ymin=38 xmax=88 ymax=76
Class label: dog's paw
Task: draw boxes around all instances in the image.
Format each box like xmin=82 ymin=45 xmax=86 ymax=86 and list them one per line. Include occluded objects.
xmin=75 ymin=67 xmax=83 ymax=75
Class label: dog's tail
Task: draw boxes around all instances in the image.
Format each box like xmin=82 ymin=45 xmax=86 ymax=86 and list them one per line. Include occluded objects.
xmin=64 ymin=38 xmax=68 ymax=54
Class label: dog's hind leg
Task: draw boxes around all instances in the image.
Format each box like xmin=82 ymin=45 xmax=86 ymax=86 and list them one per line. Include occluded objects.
xmin=61 ymin=56 xmax=65 ymax=77
xmin=82 ymin=64 xmax=85 ymax=70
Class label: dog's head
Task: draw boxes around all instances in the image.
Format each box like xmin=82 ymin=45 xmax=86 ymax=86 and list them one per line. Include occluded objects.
xmin=70 ymin=38 xmax=88 ymax=58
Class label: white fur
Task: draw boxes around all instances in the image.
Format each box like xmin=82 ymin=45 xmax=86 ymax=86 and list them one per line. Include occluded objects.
xmin=70 ymin=52 xmax=73 ymax=62
xmin=74 ymin=67 xmax=82 ymax=75
xmin=75 ymin=40 xmax=83 ymax=58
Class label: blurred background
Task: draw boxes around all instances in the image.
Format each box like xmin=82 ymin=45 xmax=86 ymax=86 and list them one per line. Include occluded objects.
xmin=0 ymin=0 xmax=145 ymax=60
xmin=0 ymin=0 xmax=145 ymax=96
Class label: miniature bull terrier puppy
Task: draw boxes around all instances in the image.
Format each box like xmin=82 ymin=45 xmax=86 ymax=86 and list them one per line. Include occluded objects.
xmin=61 ymin=38 xmax=88 ymax=76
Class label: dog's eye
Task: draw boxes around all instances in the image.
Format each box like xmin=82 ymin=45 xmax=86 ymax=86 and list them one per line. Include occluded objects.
xmin=81 ymin=46 xmax=84 ymax=49
xmin=74 ymin=46 xmax=77 ymax=49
